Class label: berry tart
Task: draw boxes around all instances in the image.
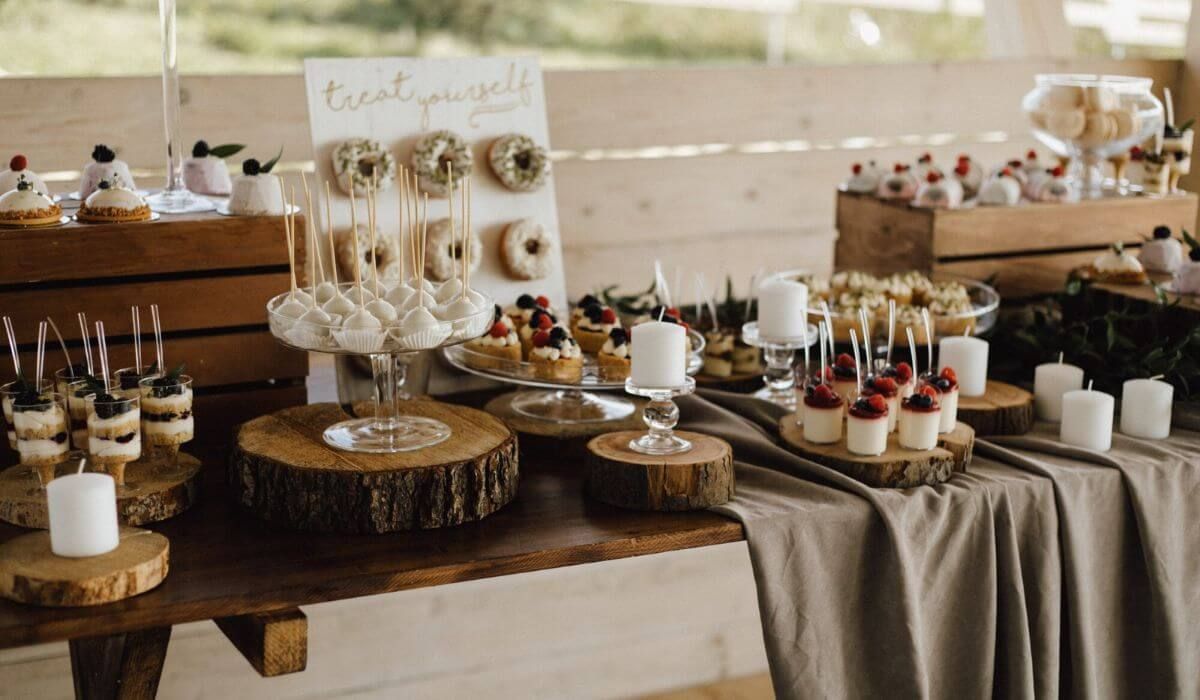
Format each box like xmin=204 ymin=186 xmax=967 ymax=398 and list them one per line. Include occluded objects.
xmin=702 ymin=329 xmax=735 ymax=378
xmin=1087 ymin=242 xmax=1147 ymax=285
xmin=913 ymin=170 xmax=963 ymax=209
xmin=519 ymin=307 xmax=560 ymax=358
xmin=877 ymin=163 xmax=918 ymax=200
xmin=843 ymin=162 xmax=880 ymax=194
xmin=138 ymin=366 xmax=194 ymax=451
xmin=529 ymin=326 xmax=583 ymax=382
xmin=75 ymin=178 xmax=151 ymax=223
xmin=847 ymin=393 xmax=889 ymax=456
xmin=828 ymin=353 xmax=859 ymax=412
xmin=977 ymin=167 xmax=1022 ymax=207
xmin=1140 ymin=225 xmax=1184 ymax=274
xmin=465 ymin=305 xmax=522 ymax=370
xmin=860 ymin=374 xmax=900 ymax=433
xmin=802 ymin=382 xmax=844 ymax=445
xmin=0 ymin=176 xmax=63 ymax=227
xmin=12 ymin=387 xmax=69 ymax=469
xmin=229 ymin=155 xmax=285 ymax=216
xmin=925 ymin=367 xmax=959 ymax=433
xmin=0 ymin=154 xmax=50 ymax=196
xmin=184 ymin=140 xmax=243 ymax=196
xmin=952 ymin=155 xmax=983 ymax=198
xmin=79 ymin=144 xmax=136 ymax=200
xmin=574 ymin=302 xmax=618 ymax=353
xmin=898 ymin=385 xmax=941 ymax=451
xmin=505 ymin=293 xmax=553 ymax=332
xmin=569 ymin=294 xmax=601 ymax=329
xmin=597 ymin=327 xmax=632 ymax=381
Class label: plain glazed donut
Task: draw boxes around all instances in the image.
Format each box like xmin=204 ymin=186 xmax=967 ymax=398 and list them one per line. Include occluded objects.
xmin=335 ymin=222 xmax=401 ymax=286
xmin=423 ymin=217 xmax=482 ymax=282
xmin=332 ymin=138 xmax=396 ymax=196
xmin=500 ymin=218 xmax=556 ymax=280
xmin=411 ymin=130 xmax=473 ymax=197
xmin=488 ymin=134 xmax=550 ymax=192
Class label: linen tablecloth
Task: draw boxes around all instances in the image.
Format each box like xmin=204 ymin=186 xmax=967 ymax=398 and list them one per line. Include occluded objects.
xmin=682 ymin=390 xmax=1199 ymax=700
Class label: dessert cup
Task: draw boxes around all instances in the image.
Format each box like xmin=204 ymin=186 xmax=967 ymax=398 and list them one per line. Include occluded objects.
xmin=1 ymin=378 xmax=52 ymax=450
xmin=802 ymin=396 xmax=844 ymax=445
xmin=13 ymin=391 xmax=69 ymax=485
xmin=846 ymin=409 xmax=888 ymax=456
xmin=85 ymin=393 xmax=141 ymax=487
xmin=899 ymin=388 xmax=942 ymax=451
xmin=138 ymin=374 xmax=194 ymax=455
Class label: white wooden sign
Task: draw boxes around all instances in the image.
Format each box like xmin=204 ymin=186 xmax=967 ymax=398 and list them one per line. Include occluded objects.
xmin=302 ymin=56 xmax=566 ymax=311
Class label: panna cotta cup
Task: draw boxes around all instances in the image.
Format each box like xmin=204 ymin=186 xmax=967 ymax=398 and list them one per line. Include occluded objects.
xmin=847 ymin=395 xmax=889 ymax=456
xmin=922 ymin=368 xmax=960 ymax=433
xmin=861 ymin=375 xmax=900 ymax=433
xmin=802 ymin=383 xmax=844 ymax=444
xmin=899 ymin=386 xmax=942 ymax=451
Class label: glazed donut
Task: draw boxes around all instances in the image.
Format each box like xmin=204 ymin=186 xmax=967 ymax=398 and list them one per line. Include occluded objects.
xmin=423 ymin=217 xmax=482 ymax=282
xmin=332 ymin=138 xmax=396 ymax=196
xmin=500 ymin=218 xmax=556 ymax=280
xmin=488 ymin=134 xmax=550 ymax=192
xmin=335 ymin=223 xmax=401 ymax=286
xmin=411 ymin=130 xmax=473 ymax=197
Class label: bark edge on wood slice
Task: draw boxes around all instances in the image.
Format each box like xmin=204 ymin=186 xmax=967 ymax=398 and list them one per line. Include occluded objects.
xmin=779 ymin=416 xmax=974 ymax=488
xmin=0 ymin=453 xmax=202 ymax=529
xmin=956 ymin=380 xmax=1035 ymax=436
xmin=0 ymin=527 xmax=168 ymax=607
xmin=228 ymin=401 xmax=519 ymax=533
xmin=484 ymin=391 xmax=646 ymax=439
xmin=586 ymin=430 xmax=734 ymax=511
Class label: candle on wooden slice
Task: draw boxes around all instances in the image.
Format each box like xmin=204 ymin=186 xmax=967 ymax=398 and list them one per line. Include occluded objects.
xmin=1060 ymin=382 xmax=1114 ymax=451
xmin=1120 ymin=378 xmax=1173 ymax=439
xmin=938 ymin=336 xmax=988 ymax=397
xmin=757 ymin=279 xmax=808 ymax=339
xmin=630 ymin=321 xmax=686 ymax=388
xmin=1033 ymin=354 xmax=1084 ymax=422
xmin=47 ymin=471 xmax=119 ymax=557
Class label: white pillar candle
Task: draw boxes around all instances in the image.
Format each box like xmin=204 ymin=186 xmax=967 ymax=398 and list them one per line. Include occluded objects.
xmin=937 ymin=336 xmax=988 ymax=396
xmin=1120 ymin=379 xmax=1173 ymax=439
xmin=1060 ymin=388 xmax=1114 ymax=452
xmin=631 ymin=321 xmax=687 ymax=388
xmin=757 ymin=279 xmax=808 ymax=339
xmin=47 ymin=472 xmax=119 ymax=558
xmin=1034 ymin=360 xmax=1085 ymax=422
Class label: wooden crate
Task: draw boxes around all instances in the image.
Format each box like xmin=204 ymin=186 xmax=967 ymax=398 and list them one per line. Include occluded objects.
xmin=0 ymin=212 xmax=306 ymax=451
xmin=834 ymin=190 xmax=1199 ymax=298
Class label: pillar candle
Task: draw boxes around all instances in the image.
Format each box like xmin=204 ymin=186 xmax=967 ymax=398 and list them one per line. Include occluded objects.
xmin=631 ymin=321 xmax=686 ymax=388
xmin=757 ymin=279 xmax=808 ymax=339
xmin=938 ymin=336 xmax=988 ymax=397
xmin=1034 ymin=360 xmax=1085 ymax=422
xmin=1120 ymin=379 xmax=1173 ymax=439
xmin=47 ymin=473 xmax=119 ymax=558
xmin=1060 ymin=388 xmax=1114 ymax=452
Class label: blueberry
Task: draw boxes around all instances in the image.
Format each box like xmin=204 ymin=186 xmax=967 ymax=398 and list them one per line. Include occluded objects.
xmin=97 ymin=179 xmax=111 ymax=190
xmin=583 ymin=304 xmax=603 ymax=322
xmin=516 ymin=294 xmax=536 ymax=309
xmin=550 ymin=327 xmax=567 ymax=341
xmin=579 ymin=294 xmax=599 ymax=307
xmin=609 ymin=327 xmax=627 ymax=345
xmin=1153 ymin=225 xmax=1171 ymax=240
xmin=937 ymin=378 xmax=952 ymax=391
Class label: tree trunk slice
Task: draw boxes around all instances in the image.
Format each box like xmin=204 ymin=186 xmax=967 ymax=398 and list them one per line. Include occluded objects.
xmin=778 ymin=416 xmax=975 ymax=488
xmin=484 ymin=391 xmax=646 ymax=439
xmin=0 ymin=527 xmax=169 ymax=607
xmin=586 ymin=431 xmax=734 ymax=511
xmin=0 ymin=453 xmax=202 ymax=529
xmin=956 ymin=380 xmax=1035 ymax=436
xmin=228 ymin=401 xmax=519 ymax=533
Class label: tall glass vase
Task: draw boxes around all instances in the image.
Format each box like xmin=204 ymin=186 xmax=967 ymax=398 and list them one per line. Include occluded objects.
xmin=145 ymin=0 xmax=215 ymax=214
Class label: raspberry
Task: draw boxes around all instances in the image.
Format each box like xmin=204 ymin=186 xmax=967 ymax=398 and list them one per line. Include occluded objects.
xmin=535 ymin=295 xmax=551 ymax=309
xmin=600 ymin=308 xmax=617 ymax=324
xmin=1026 ymin=149 xmax=1037 ymax=160
xmin=954 ymin=162 xmax=969 ymax=176
xmin=9 ymin=155 xmax=27 ymax=171
xmin=666 ymin=307 xmax=680 ymax=319
xmin=532 ymin=330 xmax=550 ymax=347
xmin=894 ymin=362 xmax=913 ymax=382
xmin=926 ymin=171 xmax=940 ymax=184
xmin=813 ymin=383 xmax=834 ymax=400
xmin=940 ymin=367 xmax=957 ymax=382
xmin=835 ymin=353 xmax=856 ymax=368
xmin=919 ymin=385 xmax=938 ymax=399
xmin=873 ymin=376 xmax=898 ymax=394
xmin=852 ymin=163 xmax=863 ymax=174
xmin=893 ymin=163 xmax=905 ymax=174
xmin=536 ymin=313 xmax=554 ymax=330
xmin=868 ymin=394 xmax=888 ymax=412
xmin=919 ymin=152 xmax=932 ymax=163
xmin=489 ymin=323 xmax=507 ymax=338
xmin=679 ymin=321 xmax=690 ymax=332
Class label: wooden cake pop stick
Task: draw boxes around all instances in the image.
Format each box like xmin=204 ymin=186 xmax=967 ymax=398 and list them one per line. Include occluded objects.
xmin=324 ymin=181 xmax=339 ymax=289
xmin=279 ymin=180 xmax=297 ymax=299
xmin=921 ymin=308 xmax=933 ymax=374
xmin=302 ymin=173 xmax=325 ymax=297
xmin=849 ymin=328 xmax=861 ymax=394
xmin=348 ymin=183 xmax=364 ymax=307
xmin=420 ymin=193 xmax=429 ymax=309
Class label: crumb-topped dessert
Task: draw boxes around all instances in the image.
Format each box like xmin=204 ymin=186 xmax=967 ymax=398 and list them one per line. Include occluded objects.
xmin=76 ymin=178 xmax=151 ymax=223
xmin=529 ymin=325 xmax=583 ymax=382
xmin=0 ymin=176 xmax=62 ymax=226
xmin=12 ymin=388 xmax=69 ymax=468
xmin=138 ymin=365 xmax=194 ymax=450
xmin=1088 ymin=242 xmax=1147 ymax=285
xmin=86 ymin=389 xmax=141 ymax=469
xmin=703 ymin=329 xmax=735 ymax=378
xmin=79 ymin=144 xmax=136 ymax=200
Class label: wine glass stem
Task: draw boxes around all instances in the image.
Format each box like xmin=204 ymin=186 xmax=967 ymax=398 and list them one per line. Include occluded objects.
xmin=158 ymin=0 xmax=184 ymax=194
xmin=370 ymin=353 xmax=405 ymax=429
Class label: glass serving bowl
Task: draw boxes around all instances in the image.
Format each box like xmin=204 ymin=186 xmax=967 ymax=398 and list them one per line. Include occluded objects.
xmin=443 ymin=328 xmax=705 ymax=424
xmin=1022 ymin=73 xmax=1163 ymax=198
xmin=266 ymin=282 xmax=494 ymax=453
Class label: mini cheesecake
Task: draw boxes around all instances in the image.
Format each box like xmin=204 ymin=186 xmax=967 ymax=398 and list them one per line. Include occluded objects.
xmin=860 ymin=374 xmax=900 ymax=433
xmin=847 ymin=394 xmax=889 ymax=456
xmin=505 ymin=293 xmax=552 ymax=333
xmin=574 ymin=302 xmax=618 ymax=354
xmin=597 ymin=327 xmax=632 ymax=381
xmin=882 ymin=361 xmax=915 ymax=401
xmin=529 ymin=327 xmax=583 ymax=382
xmin=12 ymin=394 xmax=69 ymax=467
xmin=0 ymin=177 xmax=62 ymax=227
xmin=802 ymin=383 xmax=844 ymax=445
xmin=183 ymin=140 xmax=241 ymax=196
xmin=139 ymin=372 xmax=194 ymax=448
xmin=79 ymin=144 xmax=136 ymax=200
xmin=898 ymin=386 xmax=941 ymax=451
xmin=76 ymin=179 xmax=151 ymax=223
xmin=829 ymin=353 xmax=859 ymax=413
xmin=519 ymin=307 xmax=560 ymax=359
xmin=925 ymin=368 xmax=959 ymax=433
xmin=703 ymin=329 xmax=735 ymax=378
xmin=228 ymin=158 xmax=285 ymax=215
xmin=87 ymin=394 xmax=141 ymax=466
xmin=465 ymin=305 xmax=522 ymax=371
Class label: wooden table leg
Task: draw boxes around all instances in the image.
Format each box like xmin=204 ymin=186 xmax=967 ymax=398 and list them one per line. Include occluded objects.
xmin=68 ymin=626 xmax=171 ymax=700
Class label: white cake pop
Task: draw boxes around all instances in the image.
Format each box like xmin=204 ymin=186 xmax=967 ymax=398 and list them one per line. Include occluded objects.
xmin=276 ymin=294 xmax=308 ymax=320
xmin=435 ymin=278 xmax=464 ymax=303
xmin=365 ymin=298 xmax=398 ymax=323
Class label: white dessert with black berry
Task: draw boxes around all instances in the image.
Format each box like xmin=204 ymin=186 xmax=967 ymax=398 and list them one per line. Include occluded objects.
xmin=0 ymin=154 xmax=50 ymax=196
xmin=846 ymin=393 xmax=889 ymax=456
xmin=229 ymin=157 xmax=286 ymax=216
xmin=138 ymin=368 xmax=194 ymax=449
xmin=898 ymin=385 xmax=941 ymax=450
xmin=1175 ymin=245 xmax=1200 ymax=294
xmin=913 ymin=170 xmax=963 ymax=209
xmin=1141 ymin=225 xmax=1185 ymax=274
xmin=802 ymin=382 xmax=844 ymax=444
xmin=79 ymin=144 xmax=136 ymax=200
xmin=184 ymin=140 xmax=243 ymax=196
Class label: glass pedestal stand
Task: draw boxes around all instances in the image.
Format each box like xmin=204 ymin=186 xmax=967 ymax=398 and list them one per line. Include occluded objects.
xmin=322 ymin=352 xmax=450 ymax=453
xmin=624 ymin=377 xmax=696 ymax=455
xmin=741 ymin=321 xmax=819 ymax=411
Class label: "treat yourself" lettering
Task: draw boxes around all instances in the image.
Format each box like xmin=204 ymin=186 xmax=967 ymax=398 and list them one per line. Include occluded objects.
xmin=321 ymin=63 xmax=535 ymax=129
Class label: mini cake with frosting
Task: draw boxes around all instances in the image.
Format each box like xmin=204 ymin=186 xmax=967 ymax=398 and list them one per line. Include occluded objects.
xmin=0 ymin=155 xmax=49 ymax=196
xmin=914 ymin=152 xmax=936 ymax=180
xmin=977 ymin=168 xmax=1022 ymax=207
xmin=913 ymin=171 xmax=963 ymax=209
xmin=843 ymin=162 xmax=880 ymax=194
xmin=79 ymin=144 xmax=136 ymax=200
xmin=76 ymin=179 xmax=151 ymax=223
xmin=529 ymin=326 xmax=583 ymax=382
xmin=703 ymin=329 xmax=735 ymax=377
xmin=184 ymin=140 xmax=242 ymax=196
xmin=1088 ymin=243 xmax=1147 ymax=284
xmin=1140 ymin=225 xmax=1185 ymax=274
xmin=802 ymin=382 xmax=843 ymax=445
xmin=574 ymin=301 xmax=618 ymax=353
xmin=877 ymin=163 xmax=918 ymax=200
xmin=953 ymin=155 xmax=984 ymax=198
xmin=898 ymin=385 xmax=941 ymax=451
xmin=847 ymin=393 xmax=889 ymax=456
xmin=1174 ymin=244 xmax=1200 ymax=295
xmin=0 ymin=176 xmax=62 ymax=226
xmin=229 ymin=157 xmax=285 ymax=216
xmin=465 ymin=305 xmax=521 ymax=370
xmin=598 ymin=327 xmax=632 ymax=381
xmin=860 ymin=374 xmax=900 ymax=433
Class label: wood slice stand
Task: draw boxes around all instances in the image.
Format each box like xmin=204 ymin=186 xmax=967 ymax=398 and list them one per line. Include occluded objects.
xmin=956 ymin=381 xmax=1035 ymax=436
xmin=0 ymin=527 xmax=168 ymax=607
xmin=779 ymin=417 xmax=975 ymax=488
xmin=229 ymin=401 xmax=519 ymax=533
xmin=484 ymin=391 xmax=646 ymax=439
xmin=0 ymin=453 xmax=201 ymax=529
xmin=586 ymin=431 xmax=734 ymax=511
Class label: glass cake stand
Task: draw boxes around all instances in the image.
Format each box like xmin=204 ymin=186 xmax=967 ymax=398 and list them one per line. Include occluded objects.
xmin=442 ymin=329 xmax=705 ymax=424
xmin=268 ymin=284 xmax=494 ymax=453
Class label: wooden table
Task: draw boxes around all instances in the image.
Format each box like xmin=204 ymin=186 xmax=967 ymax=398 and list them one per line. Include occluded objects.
xmin=0 ymin=398 xmax=744 ymax=698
